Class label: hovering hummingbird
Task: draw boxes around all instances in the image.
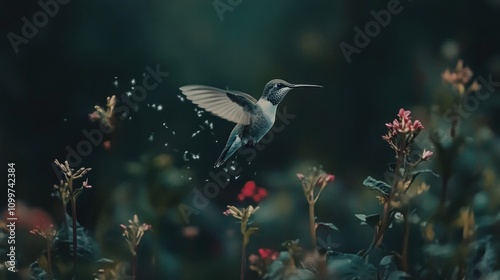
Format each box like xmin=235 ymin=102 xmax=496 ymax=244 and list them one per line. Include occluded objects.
xmin=179 ymin=79 xmax=322 ymax=168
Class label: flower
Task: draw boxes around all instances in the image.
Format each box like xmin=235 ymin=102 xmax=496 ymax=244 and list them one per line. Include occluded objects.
xmin=237 ymin=181 xmax=268 ymax=203
xmin=421 ymin=149 xmax=433 ymax=161
xmin=442 ymin=60 xmax=473 ymax=87
xmin=241 ymin=181 xmax=256 ymax=197
xmin=258 ymin=248 xmax=279 ymax=262
xmin=82 ymin=179 xmax=92 ymax=188
xmin=120 ymin=214 xmax=152 ymax=256
xmin=383 ymin=108 xmax=424 ymax=142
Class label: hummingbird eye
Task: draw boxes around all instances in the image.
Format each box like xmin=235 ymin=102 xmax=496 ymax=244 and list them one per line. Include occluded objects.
xmin=276 ymin=83 xmax=284 ymax=88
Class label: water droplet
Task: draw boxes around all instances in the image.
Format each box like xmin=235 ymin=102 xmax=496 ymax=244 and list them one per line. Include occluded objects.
xmin=172 ymin=131 xmax=176 ymax=136
xmin=63 ymin=118 xmax=67 ymax=122
xmin=157 ymin=105 xmax=163 ymax=111
xmin=191 ymin=153 xmax=200 ymax=160
xmin=177 ymin=95 xmax=185 ymax=102
xmin=126 ymin=91 xmax=132 ymax=96
xmin=230 ymin=165 xmax=236 ymax=171
xmin=183 ymin=151 xmax=190 ymax=161
xmin=148 ymin=133 xmax=154 ymax=142
xmin=131 ymin=78 xmax=136 ymax=85
xmin=164 ymin=143 xmax=168 ymax=146
xmin=191 ymin=130 xmax=201 ymax=137
xmin=113 ymin=79 xmax=118 ymax=88
xmin=129 ymin=116 xmax=132 ymax=121
xmin=204 ymin=120 xmax=214 ymax=129
xmin=235 ymin=175 xmax=241 ymax=179
xmin=152 ymin=104 xmax=156 ymax=108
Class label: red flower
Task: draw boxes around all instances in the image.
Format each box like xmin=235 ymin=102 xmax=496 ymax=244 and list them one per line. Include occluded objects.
xmin=242 ymin=181 xmax=256 ymax=196
xmin=257 ymin=188 xmax=268 ymax=197
xmin=258 ymin=248 xmax=279 ymax=261
xmin=237 ymin=181 xmax=268 ymax=203
xmin=237 ymin=193 xmax=245 ymax=201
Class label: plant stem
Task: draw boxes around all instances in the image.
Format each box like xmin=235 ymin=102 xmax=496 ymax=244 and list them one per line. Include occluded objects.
xmin=47 ymin=240 xmax=53 ymax=279
xmin=132 ymin=254 xmax=137 ymax=280
xmin=70 ymin=196 xmax=78 ymax=276
xmin=439 ymin=175 xmax=448 ymax=208
xmin=308 ymin=200 xmax=317 ymax=251
xmin=240 ymin=241 xmax=246 ymax=280
xmin=401 ymin=209 xmax=410 ymax=272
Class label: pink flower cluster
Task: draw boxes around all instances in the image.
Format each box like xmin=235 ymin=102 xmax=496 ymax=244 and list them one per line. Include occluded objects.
xmin=383 ymin=108 xmax=424 ymax=141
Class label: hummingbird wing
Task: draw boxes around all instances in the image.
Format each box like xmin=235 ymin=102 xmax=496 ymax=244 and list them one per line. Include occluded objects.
xmin=179 ymin=85 xmax=258 ymax=125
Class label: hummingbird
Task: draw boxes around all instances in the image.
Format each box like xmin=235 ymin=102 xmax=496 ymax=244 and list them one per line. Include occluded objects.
xmin=179 ymin=79 xmax=322 ymax=168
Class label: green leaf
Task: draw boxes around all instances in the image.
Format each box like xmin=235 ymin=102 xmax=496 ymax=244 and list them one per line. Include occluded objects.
xmin=363 ymin=176 xmax=391 ymax=197
xmin=408 ymin=169 xmax=439 ymax=186
xmin=355 ymin=213 xmax=380 ymax=228
xmin=317 ymin=222 xmax=339 ymax=231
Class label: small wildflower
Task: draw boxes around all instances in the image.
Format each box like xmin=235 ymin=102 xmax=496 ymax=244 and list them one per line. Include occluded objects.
xmin=442 ymin=59 xmax=480 ymax=95
xmin=297 ymin=167 xmax=335 ymax=204
xmin=237 ymin=181 xmax=268 ymax=203
xmin=89 ymin=95 xmax=116 ymax=129
xmin=421 ymin=149 xmax=433 ymax=161
xmin=258 ymin=248 xmax=279 ymax=262
xmin=120 ymin=214 xmax=152 ymax=256
xmin=382 ymin=108 xmax=424 ymax=146
xmin=82 ymin=179 xmax=92 ymax=188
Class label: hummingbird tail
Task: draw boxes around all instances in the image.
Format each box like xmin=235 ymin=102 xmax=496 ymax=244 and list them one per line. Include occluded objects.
xmin=214 ymin=135 xmax=242 ymax=168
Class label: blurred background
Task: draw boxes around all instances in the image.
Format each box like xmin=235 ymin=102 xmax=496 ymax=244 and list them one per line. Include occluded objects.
xmin=1 ymin=0 xmax=500 ymax=279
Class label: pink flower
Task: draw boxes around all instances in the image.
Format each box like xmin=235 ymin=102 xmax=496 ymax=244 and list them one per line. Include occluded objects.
xmin=88 ymin=111 xmax=101 ymax=122
xmin=82 ymin=179 xmax=92 ymax=188
xmin=325 ymin=174 xmax=335 ymax=183
xmin=223 ymin=209 xmax=231 ymax=216
xmin=383 ymin=108 xmax=424 ymax=141
xmin=296 ymin=173 xmax=305 ymax=180
xmin=421 ymin=149 xmax=433 ymax=160
xmin=248 ymin=254 xmax=260 ymax=264
xmin=120 ymin=224 xmax=127 ymax=230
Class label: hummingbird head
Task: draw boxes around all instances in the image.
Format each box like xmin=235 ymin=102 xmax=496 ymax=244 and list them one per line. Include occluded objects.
xmin=262 ymin=79 xmax=323 ymax=105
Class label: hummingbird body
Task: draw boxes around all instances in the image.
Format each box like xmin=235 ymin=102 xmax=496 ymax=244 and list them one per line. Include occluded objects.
xmin=180 ymin=79 xmax=322 ymax=167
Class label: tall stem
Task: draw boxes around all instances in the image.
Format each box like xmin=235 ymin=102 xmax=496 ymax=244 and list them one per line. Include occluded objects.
xmin=47 ymin=240 xmax=53 ymax=279
xmin=401 ymin=209 xmax=410 ymax=272
xmin=70 ymin=196 xmax=78 ymax=276
xmin=439 ymin=175 xmax=449 ymax=209
xmin=132 ymin=254 xmax=137 ymax=280
xmin=240 ymin=241 xmax=246 ymax=280
xmin=308 ymin=200 xmax=317 ymax=251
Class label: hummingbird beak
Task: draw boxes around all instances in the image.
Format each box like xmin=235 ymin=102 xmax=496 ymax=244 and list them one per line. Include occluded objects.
xmin=290 ymin=84 xmax=323 ymax=89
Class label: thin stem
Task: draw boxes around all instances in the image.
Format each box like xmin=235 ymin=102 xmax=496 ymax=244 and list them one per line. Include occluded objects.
xmin=308 ymin=200 xmax=317 ymax=251
xmin=46 ymin=240 xmax=53 ymax=279
xmin=364 ymin=140 xmax=406 ymax=257
xmin=70 ymin=196 xmax=78 ymax=276
xmin=440 ymin=175 xmax=449 ymax=209
xmin=401 ymin=209 xmax=410 ymax=272
xmin=240 ymin=241 xmax=246 ymax=280
xmin=132 ymin=254 xmax=137 ymax=280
